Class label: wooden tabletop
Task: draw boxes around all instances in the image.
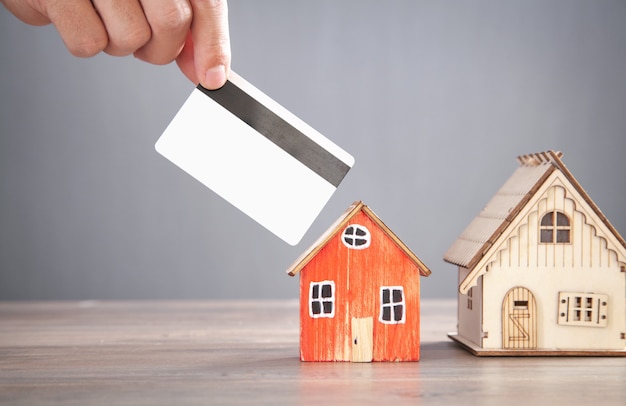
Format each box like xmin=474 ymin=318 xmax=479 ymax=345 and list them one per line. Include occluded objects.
xmin=1 ymin=300 xmax=625 ymax=405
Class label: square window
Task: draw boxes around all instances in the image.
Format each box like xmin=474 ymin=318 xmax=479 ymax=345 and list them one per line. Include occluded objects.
xmin=382 ymin=289 xmax=390 ymax=304
xmin=380 ymin=286 xmax=405 ymax=324
xmin=556 ymin=230 xmax=570 ymax=243
xmin=393 ymin=305 xmax=404 ymax=321
xmin=541 ymin=229 xmax=553 ymax=243
xmin=309 ymin=281 xmax=335 ymax=318
xmin=311 ymin=284 xmax=319 ymax=299
xmin=557 ymin=292 xmax=608 ymax=327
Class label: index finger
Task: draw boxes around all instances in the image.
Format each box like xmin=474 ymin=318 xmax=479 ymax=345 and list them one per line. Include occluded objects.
xmin=46 ymin=0 xmax=108 ymax=57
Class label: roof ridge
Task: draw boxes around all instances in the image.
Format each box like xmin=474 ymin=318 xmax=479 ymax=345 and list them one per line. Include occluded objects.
xmin=516 ymin=150 xmax=563 ymax=167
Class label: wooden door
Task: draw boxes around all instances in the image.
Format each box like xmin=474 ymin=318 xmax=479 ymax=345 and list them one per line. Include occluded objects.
xmin=502 ymin=287 xmax=537 ymax=349
xmin=351 ymin=317 xmax=373 ymax=362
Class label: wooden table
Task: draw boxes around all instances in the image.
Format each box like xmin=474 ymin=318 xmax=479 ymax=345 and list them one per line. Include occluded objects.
xmin=1 ymin=300 xmax=625 ymax=405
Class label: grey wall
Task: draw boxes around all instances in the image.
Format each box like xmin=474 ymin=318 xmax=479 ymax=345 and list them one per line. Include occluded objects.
xmin=1 ymin=0 xmax=625 ymax=300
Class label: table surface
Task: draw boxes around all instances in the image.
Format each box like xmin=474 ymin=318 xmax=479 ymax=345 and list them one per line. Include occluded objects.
xmin=1 ymin=299 xmax=625 ymax=405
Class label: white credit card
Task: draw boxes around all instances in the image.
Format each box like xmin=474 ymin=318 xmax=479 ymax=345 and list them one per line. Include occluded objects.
xmin=155 ymin=71 xmax=355 ymax=245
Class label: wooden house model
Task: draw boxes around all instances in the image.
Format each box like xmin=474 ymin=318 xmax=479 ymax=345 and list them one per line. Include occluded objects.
xmin=444 ymin=151 xmax=626 ymax=356
xmin=287 ymin=201 xmax=431 ymax=362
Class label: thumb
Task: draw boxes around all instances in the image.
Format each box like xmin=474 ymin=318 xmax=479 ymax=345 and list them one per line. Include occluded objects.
xmin=187 ymin=0 xmax=231 ymax=89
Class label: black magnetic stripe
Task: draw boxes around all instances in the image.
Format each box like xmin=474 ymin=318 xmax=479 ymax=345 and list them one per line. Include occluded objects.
xmin=196 ymin=81 xmax=350 ymax=188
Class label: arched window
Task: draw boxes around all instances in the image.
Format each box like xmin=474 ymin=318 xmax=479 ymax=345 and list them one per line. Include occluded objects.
xmin=342 ymin=224 xmax=371 ymax=249
xmin=540 ymin=211 xmax=570 ymax=243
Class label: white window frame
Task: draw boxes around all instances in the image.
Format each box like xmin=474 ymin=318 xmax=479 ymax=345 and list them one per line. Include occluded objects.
xmin=309 ymin=281 xmax=335 ymax=318
xmin=341 ymin=224 xmax=371 ymax=250
xmin=557 ymin=292 xmax=608 ymax=327
xmin=379 ymin=286 xmax=406 ymax=324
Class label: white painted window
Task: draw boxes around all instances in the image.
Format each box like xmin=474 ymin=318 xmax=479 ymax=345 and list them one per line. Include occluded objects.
xmin=540 ymin=211 xmax=571 ymax=243
xmin=341 ymin=224 xmax=371 ymax=249
xmin=309 ymin=281 xmax=335 ymax=318
xmin=380 ymin=286 xmax=405 ymax=324
xmin=557 ymin=292 xmax=608 ymax=327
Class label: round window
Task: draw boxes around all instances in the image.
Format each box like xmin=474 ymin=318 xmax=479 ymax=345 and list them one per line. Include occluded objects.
xmin=341 ymin=224 xmax=371 ymax=249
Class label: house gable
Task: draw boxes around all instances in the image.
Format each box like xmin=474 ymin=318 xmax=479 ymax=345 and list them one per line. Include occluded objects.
xmin=287 ymin=201 xmax=431 ymax=277
xmin=459 ymin=169 xmax=626 ymax=294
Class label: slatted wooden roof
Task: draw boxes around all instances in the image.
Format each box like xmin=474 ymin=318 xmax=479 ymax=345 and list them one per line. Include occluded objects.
xmin=444 ymin=150 xmax=626 ymax=270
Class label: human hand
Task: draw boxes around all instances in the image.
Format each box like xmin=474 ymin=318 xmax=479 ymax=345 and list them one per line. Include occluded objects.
xmin=1 ymin=0 xmax=230 ymax=89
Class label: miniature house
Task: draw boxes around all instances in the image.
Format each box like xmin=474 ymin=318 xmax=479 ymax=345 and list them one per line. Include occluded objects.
xmin=287 ymin=201 xmax=431 ymax=362
xmin=445 ymin=151 xmax=626 ymax=356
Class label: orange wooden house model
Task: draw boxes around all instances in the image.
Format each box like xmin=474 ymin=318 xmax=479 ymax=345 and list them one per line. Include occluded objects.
xmin=445 ymin=151 xmax=626 ymax=356
xmin=287 ymin=201 xmax=431 ymax=362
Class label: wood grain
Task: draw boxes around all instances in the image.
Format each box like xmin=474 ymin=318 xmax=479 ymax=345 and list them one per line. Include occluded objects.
xmin=1 ymin=300 xmax=625 ymax=405
xmin=297 ymin=209 xmax=424 ymax=362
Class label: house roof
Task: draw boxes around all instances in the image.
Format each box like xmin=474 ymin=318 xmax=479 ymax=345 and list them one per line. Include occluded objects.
xmin=444 ymin=150 xmax=626 ymax=270
xmin=287 ymin=201 xmax=431 ymax=277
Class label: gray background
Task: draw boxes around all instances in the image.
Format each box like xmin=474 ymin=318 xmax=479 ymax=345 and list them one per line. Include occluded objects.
xmin=1 ymin=0 xmax=625 ymax=300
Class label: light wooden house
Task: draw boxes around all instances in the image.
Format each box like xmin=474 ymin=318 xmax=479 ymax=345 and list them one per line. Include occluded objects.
xmin=445 ymin=151 xmax=626 ymax=356
xmin=287 ymin=201 xmax=431 ymax=362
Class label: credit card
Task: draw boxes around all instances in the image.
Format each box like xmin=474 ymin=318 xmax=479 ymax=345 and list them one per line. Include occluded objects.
xmin=155 ymin=71 xmax=355 ymax=245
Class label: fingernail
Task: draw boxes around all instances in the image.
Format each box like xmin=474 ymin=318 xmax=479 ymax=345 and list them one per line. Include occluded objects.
xmin=204 ymin=65 xmax=227 ymax=89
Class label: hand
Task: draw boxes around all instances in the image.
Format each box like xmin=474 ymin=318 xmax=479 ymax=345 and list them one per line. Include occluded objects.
xmin=1 ymin=0 xmax=231 ymax=89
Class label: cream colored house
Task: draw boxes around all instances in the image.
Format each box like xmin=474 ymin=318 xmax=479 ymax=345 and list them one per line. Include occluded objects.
xmin=445 ymin=151 xmax=626 ymax=355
